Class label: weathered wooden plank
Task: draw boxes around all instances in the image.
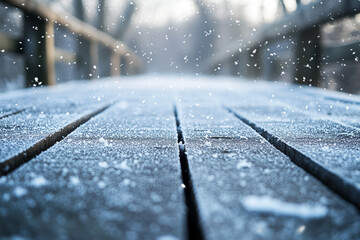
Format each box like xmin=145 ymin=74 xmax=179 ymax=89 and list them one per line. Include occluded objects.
xmin=178 ymin=96 xmax=360 ymax=239
xmin=0 ymin=82 xmax=119 ymax=173
xmin=230 ymin=83 xmax=360 ymax=130
xmin=201 ymin=79 xmax=360 ymax=207
xmin=0 ymin=76 xmax=358 ymax=239
xmin=1 ymin=0 xmax=142 ymax=65
xmin=0 ymin=0 xmax=142 ymax=83
xmin=0 ymin=92 xmax=185 ymax=239
xmin=284 ymin=89 xmax=360 ymax=129
xmin=0 ymin=104 xmax=110 ymax=175
xmin=227 ymin=94 xmax=360 ymax=209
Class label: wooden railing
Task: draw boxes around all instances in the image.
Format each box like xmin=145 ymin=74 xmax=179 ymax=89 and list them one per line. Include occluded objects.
xmin=0 ymin=0 xmax=143 ymax=87
xmin=204 ymin=0 xmax=360 ymax=86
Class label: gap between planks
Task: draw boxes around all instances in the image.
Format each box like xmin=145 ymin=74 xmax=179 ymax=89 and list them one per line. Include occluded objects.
xmin=0 ymin=109 xmax=26 ymax=120
xmin=174 ymin=105 xmax=205 ymax=240
xmin=0 ymin=104 xmax=113 ymax=176
xmin=225 ymin=106 xmax=360 ymax=211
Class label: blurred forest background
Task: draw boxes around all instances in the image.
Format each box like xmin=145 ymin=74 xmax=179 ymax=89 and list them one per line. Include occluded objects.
xmin=0 ymin=0 xmax=360 ymax=93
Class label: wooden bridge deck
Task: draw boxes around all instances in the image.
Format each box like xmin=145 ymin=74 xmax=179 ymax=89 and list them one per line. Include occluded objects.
xmin=0 ymin=75 xmax=360 ymax=240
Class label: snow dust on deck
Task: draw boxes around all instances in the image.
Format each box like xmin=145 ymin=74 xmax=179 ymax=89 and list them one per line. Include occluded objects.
xmin=0 ymin=75 xmax=359 ymax=240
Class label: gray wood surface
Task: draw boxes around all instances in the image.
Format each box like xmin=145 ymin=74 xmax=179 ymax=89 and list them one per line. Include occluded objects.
xmin=0 ymin=77 xmax=359 ymax=239
xmin=0 ymin=85 xmax=185 ymax=239
xmin=240 ymin=84 xmax=360 ymax=129
xmin=0 ymin=84 xmax=117 ymax=171
xmin=220 ymin=83 xmax=360 ymax=208
xmin=177 ymin=92 xmax=360 ymax=240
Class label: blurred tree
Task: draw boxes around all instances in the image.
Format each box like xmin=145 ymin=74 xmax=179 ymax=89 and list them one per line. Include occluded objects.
xmin=193 ymin=0 xmax=215 ymax=64
xmin=115 ymin=1 xmax=136 ymax=40
xmin=73 ymin=0 xmax=85 ymax=21
xmin=97 ymin=0 xmax=107 ymax=31
xmin=279 ymin=0 xmax=288 ymax=13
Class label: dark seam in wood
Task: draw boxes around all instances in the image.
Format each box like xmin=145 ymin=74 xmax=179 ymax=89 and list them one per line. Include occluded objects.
xmin=0 ymin=104 xmax=113 ymax=176
xmin=174 ymin=106 xmax=205 ymax=240
xmin=226 ymin=106 xmax=360 ymax=211
xmin=0 ymin=109 xmax=26 ymax=120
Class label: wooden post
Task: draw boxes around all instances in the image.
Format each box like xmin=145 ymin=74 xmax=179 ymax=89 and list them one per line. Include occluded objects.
xmin=76 ymin=37 xmax=92 ymax=79
xmin=120 ymin=56 xmax=127 ymax=76
xmin=244 ymin=47 xmax=261 ymax=78
xmin=230 ymin=53 xmax=240 ymax=76
xmin=98 ymin=45 xmax=112 ymax=77
xmin=111 ymin=53 xmax=121 ymax=76
xmin=73 ymin=0 xmax=91 ymax=80
xmin=24 ymin=14 xmax=55 ymax=87
xmin=294 ymin=27 xmax=321 ymax=86
xmin=90 ymin=40 xmax=99 ymax=78
xmin=127 ymin=58 xmax=135 ymax=76
xmin=238 ymin=53 xmax=248 ymax=78
xmin=261 ymin=47 xmax=273 ymax=80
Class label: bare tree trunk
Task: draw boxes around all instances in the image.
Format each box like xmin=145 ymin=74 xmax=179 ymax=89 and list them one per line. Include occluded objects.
xmin=97 ymin=0 xmax=107 ymax=31
xmin=73 ymin=0 xmax=85 ymax=21
xmin=193 ymin=0 xmax=215 ymax=65
xmin=279 ymin=0 xmax=288 ymax=13
xmin=115 ymin=1 xmax=136 ymax=40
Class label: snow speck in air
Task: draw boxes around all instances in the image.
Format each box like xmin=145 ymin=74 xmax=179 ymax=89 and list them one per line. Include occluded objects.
xmin=30 ymin=176 xmax=48 ymax=187
xmin=14 ymin=186 xmax=28 ymax=197
xmin=242 ymin=195 xmax=328 ymax=218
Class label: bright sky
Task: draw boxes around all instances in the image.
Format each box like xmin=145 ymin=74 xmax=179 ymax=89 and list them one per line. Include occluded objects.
xmin=134 ymin=0 xmax=198 ymax=26
xmin=59 ymin=0 xmax=314 ymax=27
